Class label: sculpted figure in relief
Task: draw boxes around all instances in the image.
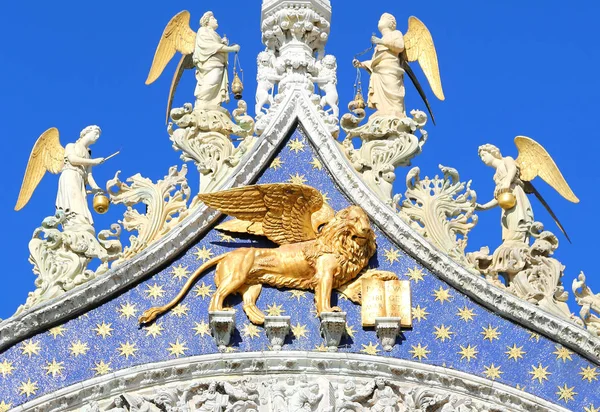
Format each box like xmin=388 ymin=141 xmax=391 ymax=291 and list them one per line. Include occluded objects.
xmin=312 ymin=55 xmax=339 ymax=118
xmin=255 ymin=51 xmax=281 ymax=115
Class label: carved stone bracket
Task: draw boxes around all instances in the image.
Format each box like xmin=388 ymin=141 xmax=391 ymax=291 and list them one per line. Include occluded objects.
xmin=375 ymin=317 xmax=401 ymax=351
xmin=209 ymin=311 xmax=236 ymax=352
xmin=264 ymin=315 xmax=291 ymax=351
xmin=341 ymin=109 xmax=428 ymax=205
xmin=319 ymin=311 xmax=346 ymax=351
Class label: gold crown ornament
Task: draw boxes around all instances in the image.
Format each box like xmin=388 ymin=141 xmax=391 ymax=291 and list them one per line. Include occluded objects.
xmin=93 ymin=192 xmax=110 ymax=214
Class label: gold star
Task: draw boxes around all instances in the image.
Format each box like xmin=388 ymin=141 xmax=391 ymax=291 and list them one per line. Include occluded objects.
xmin=18 ymin=379 xmax=38 ymax=397
xmin=146 ymin=283 xmax=165 ymax=300
xmin=433 ymin=286 xmax=452 ymax=304
xmin=92 ymin=360 xmax=112 ymax=376
xmin=288 ymin=173 xmax=307 ymax=185
xmin=145 ymin=322 xmax=163 ymax=338
xmin=48 ymin=325 xmax=66 ymax=338
xmin=194 ymin=245 xmax=214 ymax=261
xmin=0 ymin=360 xmax=14 ymax=377
xmin=242 ymin=323 xmax=261 ymax=339
xmin=270 ymin=157 xmax=284 ymax=170
xmin=288 ymin=137 xmax=305 ymax=153
xmin=194 ymin=282 xmax=214 ymax=299
xmin=529 ymin=363 xmax=551 ymax=384
xmin=224 ymin=346 xmax=238 ymax=353
xmin=457 ymin=306 xmax=476 ymax=322
xmin=515 ymin=384 xmax=526 ymax=391
xmin=433 ymin=325 xmax=454 ymax=342
xmin=314 ymin=343 xmax=328 ymax=352
xmin=0 ymin=401 xmax=11 ymax=412
xmin=117 ymin=341 xmax=138 ymax=359
xmin=580 ymin=366 xmax=599 ymax=383
xmin=361 ymin=342 xmax=380 ymax=356
xmin=483 ymin=363 xmax=503 ymax=380
xmin=458 ymin=344 xmax=478 ymax=362
xmin=43 ymin=359 xmax=64 ymax=377
xmin=171 ymin=303 xmax=190 ymax=317
xmin=505 ymin=344 xmax=526 ymax=361
xmin=383 ymin=247 xmax=400 ymax=264
xmin=585 ymin=404 xmax=600 ymax=412
xmin=556 ymin=384 xmax=576 ymax=404
xmin=20 ymin=340 xmax=41 ymax=358
xmin=310 ymin=158 xmax=323 ymax=170
xmin=168 ymin=339 xmax=188 ymax=357
xmin=171 ymin=265 xmax=190 ymax=281
xmin=193 ymin=321 xmax=210 ymax=337
xmin=94 ymin=322 xmax=114 ymax=338
xmin=409 ymin=343 xmax=430 ymax=361
xmin=412 ymin=305 xmax=429 ymax=322
xmin=289 ymin=290 xmax=307 ymax=300
xmin=346 ymin=324 xmax=356 ymax=339
xmin=481 ymin=324 xmax=501 ymax=342
xmin=118 ymin=302 xmax=137 ymax=319
xmin=553 ymin=345 xmax=573 ymax=362
xmin=528 ymin=331 xmax=540 ymax=342
xmin=406 ymin=267 xmax=425 ymax=283
xmin=291 ymin=323 xmax=308 ymax=339
xmin=218 ymin=233 xmax=235 ymax=242
xmin=69 ymin=340 xmax=89 ymax=357
xmin=266 ymin=303 xmax=285 ymax=316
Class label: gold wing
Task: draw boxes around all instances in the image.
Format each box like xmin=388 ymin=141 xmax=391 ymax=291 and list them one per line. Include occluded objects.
xmin=145 ymin=10 xmax=196 ymax=85
xmin=198 ymin=184 xmax=325 ymax=245
xmin=403 ymin=16 xmax=445 ymax=101
xmin=514 ymin=136 xmax=579 ymax=203
xmin=15 ymin=128 xmax=64 ymax=211
xmin=165 ymin=54 xmax=195 ymax=124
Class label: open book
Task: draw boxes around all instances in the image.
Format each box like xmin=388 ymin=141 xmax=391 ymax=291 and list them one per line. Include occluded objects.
xmin=361 ymin=278 xmax=412 ymax=327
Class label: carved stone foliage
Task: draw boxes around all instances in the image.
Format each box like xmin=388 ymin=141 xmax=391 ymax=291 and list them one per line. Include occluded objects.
xmin=468 ymin=222 xmax=581 ymax=324
xmin=17 ymin=211 xmax=122 ymax=315
xmin=397 ymin=165 xmax=477 ymax=266
xmin=107 ymin=165 xmax=193 ymax=265
xmin=341 ymin=109 xmax=428 ymax=205
xmin=572 ymin=272 xmax=600 ymax=337
xmin=168 ymin=102 xmax=257 ymax=193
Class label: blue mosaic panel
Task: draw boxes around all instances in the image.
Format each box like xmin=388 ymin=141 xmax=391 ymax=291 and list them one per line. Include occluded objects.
xmin=0 ymin=128 xmax=598 ymax=411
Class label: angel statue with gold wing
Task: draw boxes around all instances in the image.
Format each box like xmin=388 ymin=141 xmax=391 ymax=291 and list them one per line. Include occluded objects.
xmin=353 ymin=13 xmax=444 ymax=123
xmin=15 ymin=126 xmax=117 ymax=227
xmin=146 ymin=10 xmax=240 ymax=121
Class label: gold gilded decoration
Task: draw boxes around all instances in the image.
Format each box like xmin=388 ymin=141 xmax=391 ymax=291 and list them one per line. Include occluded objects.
xmin=496 ymin=190 xmax=517 ymax=210
xmin=270 ymin=157 xmax=284 ymax=170
xmin=92 ymin=360 xmax=112 ymax=376
xmin=292 ymin=323 xmax=308 ymax=339
xmin=289 ymin=290 xmax=307 ymax=300
xmin=231 ymin=71 xmax=244 ymax=100
xmin=556 ymin=384 xmax=577 ymax=404
xmin=171 ymin=303 xmax=190 ymax=317
xmin=94 ymin=322 xmax=114 ymax=338
xmin=44 ymin=359 xmax=64 ymax=378
xmin=432 ymin=286 xmax=452 ymax=304
xmin=48 ymin=325 xmax=67 ymax=339
xmin=529 ymin=363 xmax=551 ymax=383
xmin=361 ymin=278 xmax=412 ymax=327
xmin=481 ymin=324 xmax=501 ymax=342
xmin=0 ymin=401 xmax=11 ymax=412
xmin=406 ymin=267 xmax=425 ymax=283
xmin=145 ymin=322 xmax=163 ymax=338
xmin=0 ymin=360 xmax=15 ymax=377
xmin=483 ymin=364 xmax=503 ymax=380
xmin=146 ymin=283 xmax=166 ymax=300
xmin=458 ymin=344 xmax=478 ymax=362
xmin=580 ymin=366 xmax=599 ymax=383
xmin=193 ymin=321 xmax=210 ymax=337
xmin=69 ymin=340 xmax=89 ymax=357
xmin=528 ymin=331 xmax=541 ymax=342
xmin=506 ymin=344 xmax=526 ymax=362
xmin=314 ymin=343 xmax=328 ymax=352
xmin=194 ymin=246 xmax=214 ymax=261
xmin=118 ymin=302 xmax=137 ymax=319
xmin=194 ymin=282 xmax=214 ymax=299
xmin=409 ymin=343 xmax=430 ymax=361
xmin=346 ymin=324 xmax=357 ymax=339
xmin=383 ymin=248 xmax=401 ymax=264
xmin=586 ymin=405 xmax=600 ymax=412
xmin=310 ymin=158 xmax=323 ymax=170
xmin=171 ymin=265 xmax=190 ymax=281
xmin=457 ymin=306 xmax=476 ymax=322
xmin=20 ymin=340 xmax=41 ymax=358
xmin=412 ymin=305 xmax=429 ymax=322
xmin=360 ymin=342 xmax=380 ymax=356
xmin=167 ymin=339 xmax=188 ymax=357
xmin=140 ymin=184 xmax=377 ymax=326
xmin=117 ymin=341 xmax=138 ymax=359
xmin=433 ymin=325 xmax=454 ymax=342
xmin=93 ymin=192 xmax=110 ymax=214
xmin=266 ymin=303 xmax=285 ymax=317
xmin=18 ymin=379 xmax=38 ymax=397
xmin=242 ymin=323 xmax=261 ymax=339
xmin=218 ymin=233 xmax=235 ymax=243
xmin=553 ymin=345 xmax=573 ymax=362
xmin=288 ymin=173 xmax=307 ymax=185
xmin=287 ymin=138 xmax=305 ymax=154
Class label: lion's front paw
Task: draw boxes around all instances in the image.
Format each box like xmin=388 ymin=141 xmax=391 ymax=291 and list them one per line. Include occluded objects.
xmin=331 ymin=306 xmax=342 ymax=312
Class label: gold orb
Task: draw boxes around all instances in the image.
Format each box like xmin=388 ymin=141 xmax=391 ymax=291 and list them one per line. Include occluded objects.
xmin=231 ymin=72 xmax=244 ymax=100
xmin=93 ymin=193 xmax=110 ymax=214
xmin=497 ymin=191 xmax=516 ymax=210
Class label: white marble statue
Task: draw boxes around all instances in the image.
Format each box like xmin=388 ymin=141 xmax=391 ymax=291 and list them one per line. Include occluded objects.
xmin=312 ymin=55 xmax=339 ymax=118
xmin=256 ymin=51 xmax=281 ymax=115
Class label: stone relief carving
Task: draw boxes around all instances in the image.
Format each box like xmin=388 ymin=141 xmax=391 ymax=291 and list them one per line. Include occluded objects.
xmin=397 ymin=165 xmax=477 ymax=266
xmin=106 ymin=165 xmax=193 ymax=265
xmin=573 ymin=272 xmax=600 ymax=336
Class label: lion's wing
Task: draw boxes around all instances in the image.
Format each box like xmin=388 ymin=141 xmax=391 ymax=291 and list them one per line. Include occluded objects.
xmin=198 ymin=184 xmax=324 ymax=245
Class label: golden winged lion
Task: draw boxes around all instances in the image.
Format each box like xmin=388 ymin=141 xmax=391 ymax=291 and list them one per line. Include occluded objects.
xmin=140 ymin=183 xmax=381 ymax=325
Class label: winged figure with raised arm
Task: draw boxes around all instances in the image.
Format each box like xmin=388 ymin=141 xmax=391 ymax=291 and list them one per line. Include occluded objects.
xmin=353 ymin=13 xmax=444 ymax=124
xmin=139 ymin=183 xmax=380 ymax=325
xmin=15 ymin=126 xmax=110 ymax=227
xmin=146 ymin=10 xmax=241 ymax=122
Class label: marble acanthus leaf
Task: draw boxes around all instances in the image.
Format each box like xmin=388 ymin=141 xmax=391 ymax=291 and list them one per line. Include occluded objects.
xmin=76 ymin=376 xmax=509 ymax=412
xmin=16 ymin=211 xmax=122 ymax=316
xmin=107 ymin=165 xmax=194 ymax=264
xmin=397 ymin=165 xmax=477 ymax=266
xmin=573 ymin=272 xmax=600 ymax=337
xmin=168 ymin=101 xmax=257 ymax=194
xmin=341 ymin=108 xmax=428 ymax=205
xmin=256 ymin=0 xmax=339 ymax=136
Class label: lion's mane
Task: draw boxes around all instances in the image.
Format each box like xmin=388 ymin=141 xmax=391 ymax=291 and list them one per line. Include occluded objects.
xmin=303 ymin=206 xmax=377 ymax=287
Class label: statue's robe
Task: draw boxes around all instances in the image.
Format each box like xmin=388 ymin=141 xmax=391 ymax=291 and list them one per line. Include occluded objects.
xmin=193 ymin=27 xmax=230 ymax=109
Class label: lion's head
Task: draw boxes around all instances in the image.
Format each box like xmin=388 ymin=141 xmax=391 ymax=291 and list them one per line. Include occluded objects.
xmin=305 ymin=206 xmax=377 ymax=281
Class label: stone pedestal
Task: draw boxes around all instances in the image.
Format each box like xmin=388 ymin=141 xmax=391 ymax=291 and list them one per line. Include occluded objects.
xmin=375 ymin=317 xmax=402 ymax=351
xmin=264 ymin=315 xmax=291 ymax=351
xmin=209 ymin=311 xmax=236 ymax=352
xmin=319 ymin=311 xmax=346 ymax=352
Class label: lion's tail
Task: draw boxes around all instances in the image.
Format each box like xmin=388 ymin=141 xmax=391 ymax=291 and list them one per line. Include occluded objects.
xmin=139 ymin=253 xmax=227 ymax=325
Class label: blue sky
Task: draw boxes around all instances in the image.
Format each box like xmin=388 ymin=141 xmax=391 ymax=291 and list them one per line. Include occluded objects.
xmin=0 ymin=0 xmax=598 ymax=320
